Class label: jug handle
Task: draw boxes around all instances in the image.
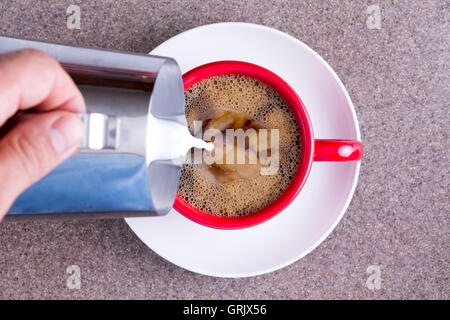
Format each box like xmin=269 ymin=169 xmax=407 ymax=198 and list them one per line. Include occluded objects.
xmin=77 ymin=113 xmax=121 ymax=150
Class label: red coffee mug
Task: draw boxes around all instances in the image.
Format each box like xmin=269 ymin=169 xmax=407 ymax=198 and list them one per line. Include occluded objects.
xmin=174 ymin=61 xmax=362 ymax=229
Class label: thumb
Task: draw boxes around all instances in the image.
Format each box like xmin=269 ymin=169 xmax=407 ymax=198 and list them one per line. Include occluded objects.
xmin=0 ymin=111 xmax=83 ymax=217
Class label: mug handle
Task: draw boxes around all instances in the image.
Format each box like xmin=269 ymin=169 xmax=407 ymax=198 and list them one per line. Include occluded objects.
xmin=314 ymin=140 xmax=363 ymax=161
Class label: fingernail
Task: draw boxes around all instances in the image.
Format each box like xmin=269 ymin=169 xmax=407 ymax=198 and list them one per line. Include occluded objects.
xmin=50 ymin=114 xmax=83 ymax=154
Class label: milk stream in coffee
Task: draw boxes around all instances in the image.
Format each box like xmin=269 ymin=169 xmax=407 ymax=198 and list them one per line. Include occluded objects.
xmin=146 ymin=112 xmax=213 ymax=165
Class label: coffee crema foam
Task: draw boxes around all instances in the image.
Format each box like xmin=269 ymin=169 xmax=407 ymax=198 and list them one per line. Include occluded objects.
xmin=179 ymin=74 xmax=301 ymax=217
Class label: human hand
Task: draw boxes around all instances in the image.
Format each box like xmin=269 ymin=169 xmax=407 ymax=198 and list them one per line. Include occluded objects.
xmin=0 ymin=49 xmax=86 ymax=220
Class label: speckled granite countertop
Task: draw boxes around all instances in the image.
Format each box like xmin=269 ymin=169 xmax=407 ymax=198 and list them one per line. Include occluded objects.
xmin=0 ymin=0 xmax=448 ymax=299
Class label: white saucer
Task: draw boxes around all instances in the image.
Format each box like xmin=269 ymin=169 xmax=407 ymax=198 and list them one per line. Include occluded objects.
xmin=126 ymin=23 xmax=361 ymax=278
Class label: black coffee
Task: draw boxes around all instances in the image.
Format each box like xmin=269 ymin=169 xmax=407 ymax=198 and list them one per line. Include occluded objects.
xmin=180 ymin=74 xmax=301 ymax=217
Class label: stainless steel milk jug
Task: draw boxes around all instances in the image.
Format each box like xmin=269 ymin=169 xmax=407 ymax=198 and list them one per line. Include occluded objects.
xmin=0 ymin=36 xmax=186 ymax=219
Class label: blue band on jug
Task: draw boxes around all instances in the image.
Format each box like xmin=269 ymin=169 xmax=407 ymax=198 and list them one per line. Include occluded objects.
xmin=8 ymin=153 xmax=154 ymax=215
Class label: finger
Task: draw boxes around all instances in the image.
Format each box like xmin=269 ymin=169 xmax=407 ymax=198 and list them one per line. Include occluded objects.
xmin=0 ymin=49 xmax=86 ymax=127
xmin=0 ymin=111 xmax=83 ymax=217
